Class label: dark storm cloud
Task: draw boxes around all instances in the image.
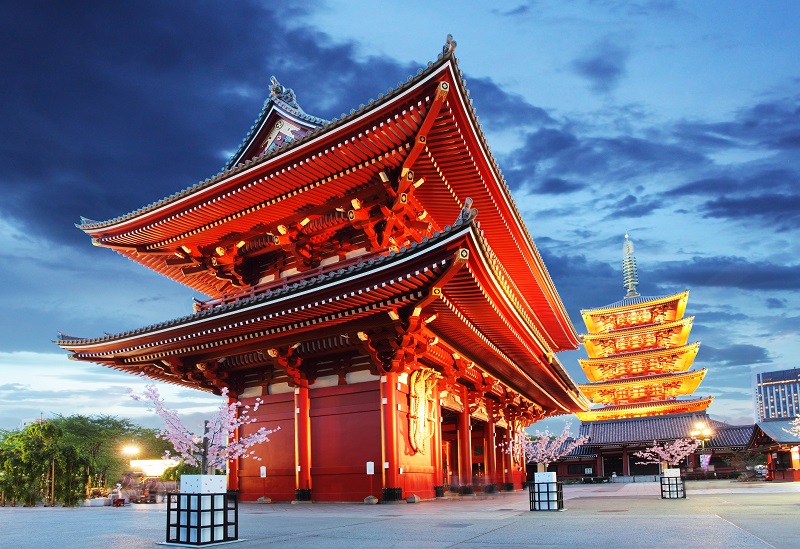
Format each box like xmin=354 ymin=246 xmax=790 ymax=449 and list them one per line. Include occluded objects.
xmin=537 ymin=177 xmax=587 ymax=194
xmin=651 ymin=256 xmax=800 ymax=291
xmin=674 ymin=96 xmax=800 ymax=152
xmin=503 ymin=126 xmax=706 ymax=192
xmin=0 ymin=0 xmax=416 ymax=249
xmin=667 ymin=169 xmax=798 ymax=197
xmin=766 ymin=297 xmax=787 ymax=309
xmin=701 ymin=193 xmax=800 ymax=232
xmin=466 ymin=77 xmax=555 ymax=130
xmin=662 ymin=169 xmax=800 ymax=230
xmin=696 ymin=344 xmax=771 ymax=368
xmin=570 ymin=40 xmax=630 ymax=93
xmin=692 ymin=310 xmax=750 ymax=326
xmin=602 ymin=194 xmax=664 ymax=219
xmin=534 ymin=246 xmax=622 ymax=324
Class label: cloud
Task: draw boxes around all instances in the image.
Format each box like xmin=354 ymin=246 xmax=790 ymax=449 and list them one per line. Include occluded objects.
xmin=465 ymin=77 xmax=555 ymax=130
xmin=697 ymin=344 xmax=771 ymax=368
xmin=537 ymin=177 xmax=587 ymax=194
xmin=651 ymin=256 xmax=800 ymax=291
xmin=533 ymin=248 xmax=621 ymax=327
xmin=570 ymin=39 xmax=630 ymax=93
xmin=674 ymin=95 xmax=800 ymax=155
xmin=0 ymin=1 xmax=416 ymax=251
xmin=602 ymin=194 xmax=664 ymax=219
xmin=662 ymin=169 xmax=800 ymax=230
xmin=766 ymin=297 xmax=787 ymax=309
xmin=701 ymin=193 xmax=800 ymax=232
xmin=0 ymin=352 xmax=221 ymax=431
xmin=504 ymin=126 xmax=707 ymax=189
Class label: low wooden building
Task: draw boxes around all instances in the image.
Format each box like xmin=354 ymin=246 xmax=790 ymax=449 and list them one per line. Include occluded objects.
xmin=747 ymin=420 xmax=800 ymax=481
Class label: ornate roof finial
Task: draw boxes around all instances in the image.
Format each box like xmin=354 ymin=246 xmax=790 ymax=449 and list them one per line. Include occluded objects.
xmin=455 ymin=197 xmax=478 ymax=225
xmin=442 ymin=34 xmax=457 ymax=56
xmin=622 ymin=232 xmax=640 ymax=298
xmin=269 ymin=76 xmax=299 ymax=109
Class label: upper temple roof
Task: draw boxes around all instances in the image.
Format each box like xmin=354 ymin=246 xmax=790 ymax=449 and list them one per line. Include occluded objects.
xmin=66 ymin=37 xmax=580 ymax=352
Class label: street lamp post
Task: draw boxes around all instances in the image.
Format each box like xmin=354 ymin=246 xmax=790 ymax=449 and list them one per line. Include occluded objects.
xmin=690 ymin=421 xmax=713 ymax=472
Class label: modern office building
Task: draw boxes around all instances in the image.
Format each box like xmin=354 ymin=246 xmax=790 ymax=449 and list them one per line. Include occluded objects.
xmin=754 ymin=368 xmax=800 ymax=421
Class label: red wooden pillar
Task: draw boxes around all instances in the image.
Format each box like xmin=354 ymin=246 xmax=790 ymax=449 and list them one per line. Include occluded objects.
xmin=622 ymin=447 xmax=630 ymax=476
xmin=484 ymin=400 xmax=497 ymax=490
xmin=596 ymin=454 xmax=603 ymax=477
xmin=228 ymin=394 xmax=240 ymax=491
xmin=457 ymin=384 xmax=473 ymax=493
xmin=381 ymin=371 xmax=402 ymax=500
xmin=503 ymin=428 xmax=514 ymax=489
xmin=294 ymin=386 xmax=312 ymax=501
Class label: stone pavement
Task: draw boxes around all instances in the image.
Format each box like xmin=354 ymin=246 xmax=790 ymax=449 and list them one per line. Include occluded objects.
xmin=0 ymin=480 xmax=798 ymax=548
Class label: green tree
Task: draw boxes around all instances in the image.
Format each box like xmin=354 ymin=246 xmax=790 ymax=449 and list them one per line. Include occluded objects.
xmin=52 ymin=414 xmax=172 ymax=489
xmin=161 ymin=461 xmax=200 ymax=481
xmin=0 ymin=416 xmax=175 ymax=506
xmin=0 ymin=433 xmax=36 ymax=506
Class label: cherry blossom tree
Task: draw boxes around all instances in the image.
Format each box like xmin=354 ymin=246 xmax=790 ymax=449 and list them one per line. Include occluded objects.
xmin=503 ymin=424 xmax=589 ymax=470
xmin=634 ymin=438 xmax=701 ymax=469
xmin=129 ymin=376 xmax=278 ymax=474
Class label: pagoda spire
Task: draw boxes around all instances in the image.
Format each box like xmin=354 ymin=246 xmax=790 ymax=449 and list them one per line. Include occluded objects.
xmin=622 ymin=233 xmax=640 ymax=298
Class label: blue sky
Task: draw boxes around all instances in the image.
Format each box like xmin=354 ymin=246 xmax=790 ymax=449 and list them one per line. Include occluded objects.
xmin=1 ymin=1 xmax=798 ymax=433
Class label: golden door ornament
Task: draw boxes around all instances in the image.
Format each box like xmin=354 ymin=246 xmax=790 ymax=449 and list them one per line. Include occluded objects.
xmin=408 ymin=368 xmax=440 ymax=455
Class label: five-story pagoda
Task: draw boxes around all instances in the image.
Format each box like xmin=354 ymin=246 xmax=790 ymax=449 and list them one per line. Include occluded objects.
xmin=576 ymin=234 xmax=712 ymax=422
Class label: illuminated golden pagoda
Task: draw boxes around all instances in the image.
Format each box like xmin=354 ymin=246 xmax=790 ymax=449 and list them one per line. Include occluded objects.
xmin=576 ymin=234 xmax=712 ymax=421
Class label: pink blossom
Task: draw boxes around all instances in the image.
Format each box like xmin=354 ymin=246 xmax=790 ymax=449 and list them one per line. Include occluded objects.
xmin=634 ymin=438 xmax=701 ymax=467
xmin=500 ymin=423 xmax=588 ymax=469
xmin=129 ymin=375 xmax=278 ymax=471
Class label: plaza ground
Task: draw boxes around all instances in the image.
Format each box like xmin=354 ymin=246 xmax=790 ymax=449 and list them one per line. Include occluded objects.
xmin=0 ymin=480 xmax=798 ymax=548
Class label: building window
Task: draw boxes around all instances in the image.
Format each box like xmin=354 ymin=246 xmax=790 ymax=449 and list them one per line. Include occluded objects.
xmin=567 ymin=464 xmax=590 ymax=475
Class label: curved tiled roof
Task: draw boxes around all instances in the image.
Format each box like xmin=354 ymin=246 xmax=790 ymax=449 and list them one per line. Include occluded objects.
xmin=67 ymin=39 xmax=580 ymax=352
xmin=708 ymin=424 xmax=754 ymax=449
xmin=579 ymin=368 xmax=706 ymax=389
xmin=76 ymin=52 xmax=457 ymax=232
xmin=58 ymin=213 xmax=476 ymax=346
xmin=752 ymin=419 xmax=800 ymax=445
xmin=576 ymin=396 xmax=713 ymax=422
xmin=581 ymin=291 xmax=688 ymax=314
xmin=577 ymin=412 xmax=740 ymax=446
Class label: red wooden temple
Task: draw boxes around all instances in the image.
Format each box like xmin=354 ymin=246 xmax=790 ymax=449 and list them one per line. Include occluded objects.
xmin=56 ymin=37 xmax=589 ymax=502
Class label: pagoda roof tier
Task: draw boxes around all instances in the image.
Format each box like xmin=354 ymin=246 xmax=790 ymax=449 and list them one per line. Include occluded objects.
xmin=575 ymin=396 xmax=713 ymax=422
xmin=581 ymin=291 xmax=689 ymax=317
xmin=582 ymin=316 xmax=694 ymax=359
xmin=581 ymin=291 xmax=689 ymax=334
xmin=579 ymin=342 xmax=700 ymax=382
xmin=73 ymin=46 xmax=578 ymax=352
xmin=578 ymin=369 xmax=707 ymax=404
xmin=57 ymin=219 xmax=589 ymax=416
